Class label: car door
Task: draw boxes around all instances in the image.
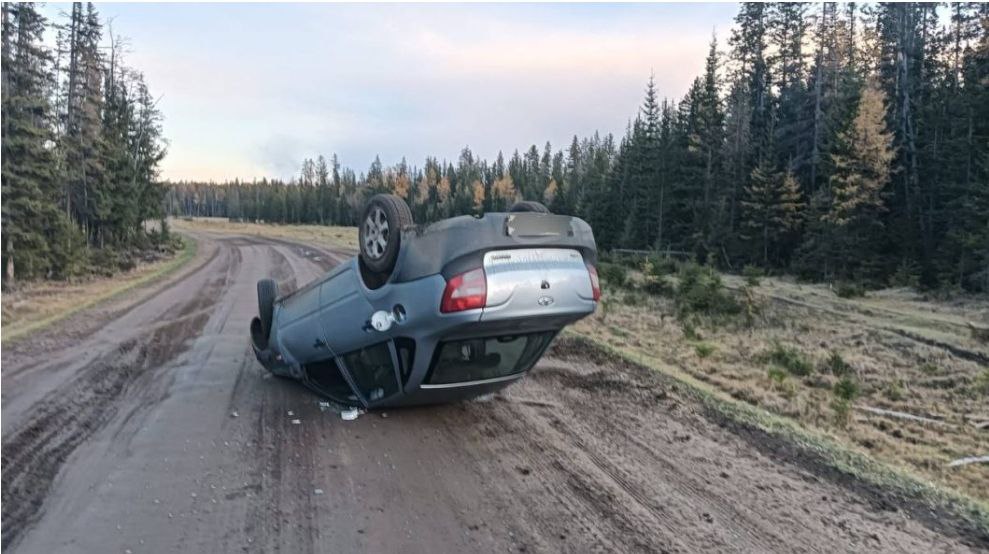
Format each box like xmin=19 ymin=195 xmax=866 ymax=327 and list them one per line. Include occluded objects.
xmin=277 ymin=282 xmax=332 ymax=365
xmin=336 ymin=340 xmax=403 ymax=406
xmin=316 ymin=261 xmax=377 ymax=355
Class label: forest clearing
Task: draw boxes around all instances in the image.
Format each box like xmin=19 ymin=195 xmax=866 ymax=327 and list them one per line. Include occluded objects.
xmin=3 ymin=2 xmax=988 ymax=552
xmin=578 ymin=257 xmax=989 ymax=503
xmin=2 ymin=225 xmax=986 ymax=553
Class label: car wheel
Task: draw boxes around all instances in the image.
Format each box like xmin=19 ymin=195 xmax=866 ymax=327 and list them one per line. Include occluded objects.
xmin=509 ymin=200 xmax=550 ymax=214
xmin=257 ymin=278 xmax=277 ymax=339
xmin=359 ymin=194 xmax=413 ymax=276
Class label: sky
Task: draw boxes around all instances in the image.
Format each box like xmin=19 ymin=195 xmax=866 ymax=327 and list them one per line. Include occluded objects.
xmin=41 ymin=3 xmax=740 ymax=182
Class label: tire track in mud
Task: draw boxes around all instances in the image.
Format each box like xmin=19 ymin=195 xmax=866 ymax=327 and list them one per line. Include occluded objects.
xmin=0 ymin=245 xmax=239 ymax=550
xmin=6 ymin=229 xmax=985 ymax=553
xmin=538 ymin=339 xmax=989 ymax=551
xmin=225 ymin=240 xmax=329 ymax=553
xmin=428 ymin=338 xmax=986 ymax=553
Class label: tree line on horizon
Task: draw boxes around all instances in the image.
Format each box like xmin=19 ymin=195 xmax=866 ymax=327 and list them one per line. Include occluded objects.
xmin=173 ymin=3 xmax=983 ymax=292
xmin=2 ymin=2 xmax=167 ymax=284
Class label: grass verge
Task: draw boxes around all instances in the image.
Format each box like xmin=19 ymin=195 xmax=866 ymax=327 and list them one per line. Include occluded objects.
xmin=170 ymin=217 xmax=358 ymax=251
xmin=2 ymin=236 xmax=198 ymax=345
xmin=562 ymin=330 xmax=989 ymax=538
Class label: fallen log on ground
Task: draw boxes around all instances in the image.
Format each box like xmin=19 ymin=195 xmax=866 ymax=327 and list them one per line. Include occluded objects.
xmin=947 ymin=455 xmax=989 ymax=468
xmin=855 ymin=405 xmax=953 ymax=427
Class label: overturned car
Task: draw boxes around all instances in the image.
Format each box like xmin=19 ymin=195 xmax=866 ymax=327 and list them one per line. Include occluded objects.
xmin=250 ymin=194 xmax=599 ymax=408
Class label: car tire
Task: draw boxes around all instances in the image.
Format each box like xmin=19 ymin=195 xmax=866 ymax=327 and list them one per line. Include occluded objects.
xmin=359 ymin=194 xmax=413 ymax=277
xmin=509 ymin=200 xmax=550 ymax=214
xmin=257 ymin=278 xmax=277 ymax=339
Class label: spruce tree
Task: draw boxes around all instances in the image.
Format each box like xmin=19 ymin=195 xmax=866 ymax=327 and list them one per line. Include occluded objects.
xmin=624 ymin=77 xmax=664 ymax=249
xmin=1 ymin=3 xmax=75 ymax=280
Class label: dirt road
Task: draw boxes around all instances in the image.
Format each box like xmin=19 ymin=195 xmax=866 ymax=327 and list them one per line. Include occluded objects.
xmin=2 ymin=231 xmax=985 ymax=553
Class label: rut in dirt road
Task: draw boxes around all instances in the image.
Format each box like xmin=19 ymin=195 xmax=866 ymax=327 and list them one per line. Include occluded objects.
xmin=0 ymin=241 xmax=240 ymax=550
xmin=2 ymin=229 xmax=985 ymax=554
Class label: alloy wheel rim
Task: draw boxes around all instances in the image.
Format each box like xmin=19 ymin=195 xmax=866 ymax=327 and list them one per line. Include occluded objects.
xmin=363 ymin=206 xmax=389 ymax=260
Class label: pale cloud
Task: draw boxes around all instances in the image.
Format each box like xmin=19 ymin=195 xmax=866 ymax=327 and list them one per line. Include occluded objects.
xmin=41 ymin=3 xmax=738 ymax=180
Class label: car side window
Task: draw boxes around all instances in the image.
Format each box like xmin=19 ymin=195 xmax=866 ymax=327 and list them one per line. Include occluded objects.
xmin=304 ymin=357 xmax=359 ymax=405
xmin=341 ymin=341 xmax=399 ymax=402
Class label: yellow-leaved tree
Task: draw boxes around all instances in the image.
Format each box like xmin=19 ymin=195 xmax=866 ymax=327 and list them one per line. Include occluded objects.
xmin=491 ymin=175 xmax=517 ymax=211
xmin=471 ymin=180 xmax=485 ymax=211
xmin=824 ymin=78 xmax=895 ymax=279
xmin=827 ymin=79 xmax=895 ymax=226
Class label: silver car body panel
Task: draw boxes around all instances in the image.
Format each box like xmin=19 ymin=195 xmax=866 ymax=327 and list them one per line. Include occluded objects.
xmin=482 ymin=248 xmax=595 ymax=322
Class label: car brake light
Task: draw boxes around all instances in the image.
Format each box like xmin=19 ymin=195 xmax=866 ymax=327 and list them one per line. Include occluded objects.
xmin=440 ymin=267 xmax=487 ymax=313
xmin=587 ymin=264 xmax=601 ymax=301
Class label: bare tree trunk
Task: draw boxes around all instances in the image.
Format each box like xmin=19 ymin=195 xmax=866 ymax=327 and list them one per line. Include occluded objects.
xmin=65 ymin=2 xmax=80 ymax=220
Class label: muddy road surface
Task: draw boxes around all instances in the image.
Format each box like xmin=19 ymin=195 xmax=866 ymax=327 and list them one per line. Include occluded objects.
xmin=2 ymin=231 xmax=984 ymax=553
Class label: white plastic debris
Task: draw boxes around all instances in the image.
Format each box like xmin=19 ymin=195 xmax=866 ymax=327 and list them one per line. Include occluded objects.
xmin=314 ymin=488 xmax=324 ymax=495
xmin=291 ymin=419 xmax=301 ymax=425
xmin=230 ymin=411 xmax=239 ymax=418
xmin=287 ymin=410 xmax=294 ymax=416
xmin=318 ymin=401 xmax=331 ymax=412
xmin=341 ymin=407 xmax=362 ymax=421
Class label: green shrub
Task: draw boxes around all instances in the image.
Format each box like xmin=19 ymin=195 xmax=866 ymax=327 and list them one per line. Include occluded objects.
xmin=763 ymin=342 xmax=813 ymax=376
xmin=645 ymin=255 xmax=678 ymax=277
xmin=831 ymin=398 xmax=852 ymax=427
xmin=970 ymin=323 xmax=989 ymax=345
xmin=674 ymin=262 xmax=739 ymax=319
xmin=694 ymin=342 xmax=716 ymax=358
xmin=681 ymin=320 xmax=701 ymax=340
xmin=835 ymin=282 xmax=866 ymax=299
xmin=767 ymin=366 xmax=788 ymax=386
xmin=833 ymin=377 xmax=859 ymax=402
xmin=919 ymin=362 xmax=939 ymax=375
xmin=885 ymin=379 xmax=905 ymax=401
xmin=890 ymin=259 xmax=920 ymax=288
xmin=642 ymin=275 xmax=674 ymax=296
xmin=742 ymin=264 xmax=763 ymax=287
xmin=597 ymin=262 xmax=628 ymax=288
xmin=822 ymin=350 xmax=853 ymax=377
xmin=620 ymin=289 xmax=647 ymax=306
xmin=973 ymin=369 xmax=989 ymax=396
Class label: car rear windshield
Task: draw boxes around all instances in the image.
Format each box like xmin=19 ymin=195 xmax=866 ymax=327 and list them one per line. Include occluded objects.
xmin=427 ymin=331 xmax=555 ymax=385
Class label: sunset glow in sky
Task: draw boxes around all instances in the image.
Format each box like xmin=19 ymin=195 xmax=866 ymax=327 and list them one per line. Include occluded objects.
xmin=41 ymin=3 xmax=739 ymax=181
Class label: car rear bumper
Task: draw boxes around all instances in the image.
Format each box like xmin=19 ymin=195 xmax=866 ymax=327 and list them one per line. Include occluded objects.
xmin=381 ymin=372 xmax=528 ymax=407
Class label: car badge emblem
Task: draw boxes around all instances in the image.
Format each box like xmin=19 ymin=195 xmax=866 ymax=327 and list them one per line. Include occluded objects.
xmin=538 ymin=295 xmax=555 ymax=306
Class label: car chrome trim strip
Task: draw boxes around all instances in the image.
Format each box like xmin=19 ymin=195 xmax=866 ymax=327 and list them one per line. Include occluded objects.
xmin=418 ymin=372 xmax=525 ymax=389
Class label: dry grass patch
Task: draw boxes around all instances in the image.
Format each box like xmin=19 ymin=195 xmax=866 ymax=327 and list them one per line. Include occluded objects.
xmin=2 ymin=237 xmax=197 ymax=343
xmin=171 ymin=217 xmax=358 ymax=251
xmin=575 ymin=277 xmax=989 ymax=502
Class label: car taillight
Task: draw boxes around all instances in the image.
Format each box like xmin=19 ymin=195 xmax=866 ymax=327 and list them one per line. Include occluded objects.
xmin=587 ymin=264 xmax=601 ymax=301
xmin=440 ymin=267 xmax=487 ymax=313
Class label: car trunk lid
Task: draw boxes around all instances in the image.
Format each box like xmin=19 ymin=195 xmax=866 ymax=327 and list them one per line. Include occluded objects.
xmin=479 ymin=247 xmax=596 ymax=321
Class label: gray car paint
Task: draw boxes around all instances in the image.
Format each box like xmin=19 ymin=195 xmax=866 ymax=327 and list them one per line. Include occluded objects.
xmin=252 ymin=211 xmax=598 ymax=408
